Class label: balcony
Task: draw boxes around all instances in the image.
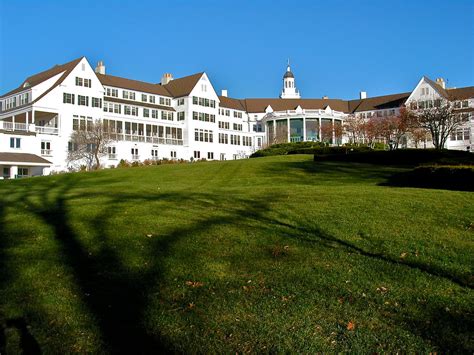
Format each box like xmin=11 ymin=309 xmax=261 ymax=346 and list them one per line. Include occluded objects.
xmin=132 ymin=154 xmax=140 ymax=161
xmin=35 ymin=126 xmax=59 ymax=135
xmin=0 ymin=121 xmax=29 ymax=131
xmin=41 ymin=149 xmax=53 ymax=156
xmin=0 ymin=120 xmax=59 ymax=135
xmin=108 ymin=153 xmax=117 ymax=160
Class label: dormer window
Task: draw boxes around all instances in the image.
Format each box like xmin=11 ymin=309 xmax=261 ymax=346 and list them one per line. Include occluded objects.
xmin=23 ymin=82 xmax=30 ymax=88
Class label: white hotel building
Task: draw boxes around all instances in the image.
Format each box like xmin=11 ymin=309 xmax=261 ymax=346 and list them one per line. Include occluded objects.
xmin=0 ymin=56 xmax=473 ymax=178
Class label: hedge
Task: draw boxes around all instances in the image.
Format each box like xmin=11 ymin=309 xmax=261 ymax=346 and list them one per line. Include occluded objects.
xmin=382 ymin=165 xmax=474 ymax=191
xmin=314 ymin=149 xmax=474 ymax=166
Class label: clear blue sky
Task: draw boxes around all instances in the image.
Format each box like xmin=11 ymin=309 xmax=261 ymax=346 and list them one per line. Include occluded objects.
xmin=0 ymin=0 xmax=473 ymax=100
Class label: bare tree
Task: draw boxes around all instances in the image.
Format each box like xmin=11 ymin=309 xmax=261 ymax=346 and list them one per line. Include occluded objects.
xmin=409 ymin=99 xmax=463 ymax=150
xmin=67 ymin=119 xmax=116 ymax=170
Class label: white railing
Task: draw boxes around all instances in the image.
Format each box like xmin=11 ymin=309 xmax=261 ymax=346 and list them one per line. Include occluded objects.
xmin=108 ymin=153 xmax=117 ymax=160
xmin=132 ymin=154 xmax=140 ymax=161
xmin=41 ymin=149 xmax=52 ymax=156
xmin=0 ymin=121 xmax=28 ymax=131
xmin=35 ymin=126 xmax=59 ymax=135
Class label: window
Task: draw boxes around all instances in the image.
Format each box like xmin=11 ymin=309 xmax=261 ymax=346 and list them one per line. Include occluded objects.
xmin=143 ymin=108 xmax=150 ymax=118
xmin=131 ymin=106 xmax=138 ymax=116
xmin=131 ymin=148 xmax=139 ymax=159
xmin=233 ymin=111 xmax=243 ymax=118
xmin=17 ymin=168 xmax=28 ymax=177
xmin=159 ymin=97 xmax=165 ymax=105
xmin=142 ymin=94 xmax=148 ymax=102
xmin=233 ymin=123 xmax=242 ymax=131
xmin=63 ymin=93 xmax=75 ymax=104
xmin=192 ymin=111 xmax=215 ymax=122
xmin=41 ymin=141 xmax=51 ymax=155
xmin=106 ymin=88 xmax=118 ymax=97
xmin=170 ymin=151 xmax=177 ymax=158
xmin=192 ymin=96 xmax=216 ymax=108
xmin=68 ymin=141 xmax=78 ymax=152
xmin=149 ymin=95 xmax=155 ymax=103
xmin=207 ymin=152 xmax=214 ymax=160
xmin=85 ymin=78 xmax=91 ymax=88
xmin=219 ymin=121 xmax=230 ymax=129
xmin=123 ymin=90 xmax=135 ymax=100
xmin=464 ymin=128 xmax=470 ymax=140
xmin=108 ymin=146 xmax=117 ymax=159
xmin=19 ymin=93 xmax=29 ymax=105
xmin=152 ymin=110 xmax=158 ymax=119
xmin=462 ymin=100 xmax=469 ymax=108
xmin=218 ymin=133 xmax=228 ymax=144
xmin=177 ymin=112 xmax=185 ymax=121
xmin=151 ymin=149 xmax=158 ymax=158
xmin=177 ymin=98 xmax=185 ymax=106
xmin=10 ymin=137 xmax=21 ymax=148
xmin=161 ymin=111 xmax=173 ymax=121
xmin=194 ymin=151 xmax=200 ymax=159
xmin=92 ymin=97 xmax=102 ymax=108
xmin=75 ymin=77 xmax=83 ymax=86
xmin=78 ymin=95 xmax=89 ymax=106
xmin=124 ymin=105 xmax=131 ymax=115
xmin=194 ymin=129 xmax=213 ymax=142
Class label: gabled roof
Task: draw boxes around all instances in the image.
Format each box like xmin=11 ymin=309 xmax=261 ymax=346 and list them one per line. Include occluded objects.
xmin=1 ymin=57 xmax=84 ymax=98
xmin=243 ymin=98 xmax=350 ymax=113
xmin=97 ymin=73 xmax=172 ymax=97
xmin=349 ymin=92 xmax=411 ymax=112
xmin=423 ymin=76 xmax=449 ymax=98
xmin=218 ymin=96 xmax=246 ymax=111
xmin=161 ymin=72 xmax=203 ymax=98
xmin=0 ymin=152 xmax=52 ymax=165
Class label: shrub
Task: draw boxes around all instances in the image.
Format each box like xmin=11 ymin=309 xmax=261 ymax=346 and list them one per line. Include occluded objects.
xmin=117 ymin=159 xmax=131 ymax=168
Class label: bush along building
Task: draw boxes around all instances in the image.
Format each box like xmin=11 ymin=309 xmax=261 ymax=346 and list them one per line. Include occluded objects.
xmin=0 ymin=56 xmax=472 ymax=177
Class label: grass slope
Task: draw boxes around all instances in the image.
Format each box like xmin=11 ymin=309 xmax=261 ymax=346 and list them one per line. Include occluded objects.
xmin=0 ymin=155 xmax=473 ymax=353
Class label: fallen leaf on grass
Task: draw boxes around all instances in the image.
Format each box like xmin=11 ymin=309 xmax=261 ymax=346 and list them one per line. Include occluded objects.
xmin=185 ymin=281 xmax=204 ymax=288
xmin=347 ymin=321 xmax=355 ymax=331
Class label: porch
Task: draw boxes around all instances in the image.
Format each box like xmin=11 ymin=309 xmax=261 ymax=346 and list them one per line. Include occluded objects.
xmin=0 ymin=110 xmax=60 ymax=135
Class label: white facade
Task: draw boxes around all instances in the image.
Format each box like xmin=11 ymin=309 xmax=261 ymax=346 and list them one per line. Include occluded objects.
xmin=0 ymin=57 xmax=472 ymax=177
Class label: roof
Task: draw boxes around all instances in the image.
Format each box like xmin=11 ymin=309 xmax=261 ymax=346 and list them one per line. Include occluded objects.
xmin=424 ymin=76 xmax=449 ymax=98
xmin=97 ymin=73 xmax=172 ymax=97
xmin=349 ymin=92 xmax=411 ymax=112
xmin=283 ymin=71 xmax=294 ymax=79
xmin=218 ymin=96 xmax=246 ymax=111
xmin=1 ymin=57 xmax=84 ymax=99
xmin=0 ymin=152 xmax=52 ymax=165
xmin=243 ymin=98 xmax=350 ymax=113
xmin=161 ymin=72 xmax=203 ymax=98
xmin=447 ymin=86 xmax=474 ymax=100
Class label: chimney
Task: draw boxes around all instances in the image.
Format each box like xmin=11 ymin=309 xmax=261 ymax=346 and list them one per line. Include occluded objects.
xmin=322 ymin=95 xmax=329 ymax=99
xmin=221 ymin=89 xmax=228 ymax=97
xmin=95 ymin=60 xmax=105 ymax=75
xmin=360 ymin=91 xmax=367 ymax=99
xmin=161 ymin=73 xmax=173 ymax=85
xmin=436 ymin=78 xmax=446 ymax=89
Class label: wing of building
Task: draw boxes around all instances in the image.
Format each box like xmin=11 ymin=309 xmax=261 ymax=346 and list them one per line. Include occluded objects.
xmin=0 ymin=57 xmax=472 ymax=177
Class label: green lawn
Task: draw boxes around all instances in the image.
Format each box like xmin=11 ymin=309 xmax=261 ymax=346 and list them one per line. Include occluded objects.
xmin=0 ymin=155 xmax=473 ymax=353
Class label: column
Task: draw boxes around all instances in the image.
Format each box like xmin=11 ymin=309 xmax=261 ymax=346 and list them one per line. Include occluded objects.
xmin=10 ymin=166 xmax=18 ymax=179
xmin=318 ymin=117 xmax=321 ymax=142
xmin=332 ymin=119 xmax=335 ymax=145
xmin=26 ymin=111 xmax=29 ymax=131
xmin=12 ymin=115 xmax=15 ymax=129
xmin=302 ymin=117 xmax=306 ymax=142
xmin=273 ymin=119 xmax=276 ymax=144
xmin=287 ymin=118 xmax=290 ymax=142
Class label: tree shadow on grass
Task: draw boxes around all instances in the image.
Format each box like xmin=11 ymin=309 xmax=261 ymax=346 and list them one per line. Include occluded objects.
xmin=0 ymin=174 xmax=282 ymax=353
